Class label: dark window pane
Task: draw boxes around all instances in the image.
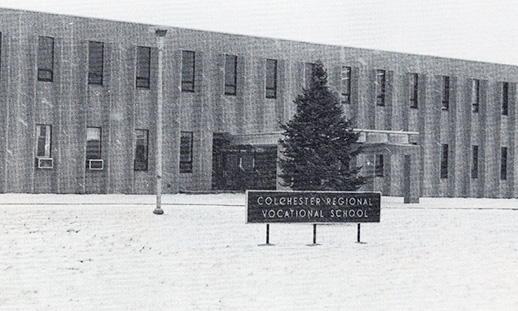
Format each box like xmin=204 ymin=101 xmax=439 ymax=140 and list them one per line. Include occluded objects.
xmin=341 ymin=66 xmax=351 ymax=104
xmin=38 ymin=36 xmax=54 ymax=82
xmin=305 ymin=63 xmax=314 ymax=89
xmin=441 ymin=144 xmax=448 ymax=178
xmin=182 ymin=51 xmax=195 ymax=92
xmin=501 ymin=147 xmax=508 ymax=180
xmin=36 ymin=124 xmax=52 ymax=158
xmin=472 ymin=79 xmax=480 ymax=113
xmin=442 ymin=76 xmax=450 ymax=110
xmin=472 ymin=145 xmax=478 ymax=179
xmin=376 ymin=70 xmax=385 ymax=106
xmin=266 ymin=59 xmax=277 ymax=99
xmin=502 ymin=82 xmax=509 ymax=116
xmin=409 ymin=73 xmax=418 ymax=108
xmin=375 ymin=154 xmax=384 ymax=177
xmin=136 ymin=46 xmax=150 ymax=88
xmin=225 ymin=54 xmax=237 ymax=95
xmin=180 ymin=131 xmax=193 ymax=173
xmin=88 ymin=41 xmax=104 ymax=85
xmin=86 ymin=127 xmax=102 ymax=160
xmin=134 ymin=129 xmax=149 ymax=171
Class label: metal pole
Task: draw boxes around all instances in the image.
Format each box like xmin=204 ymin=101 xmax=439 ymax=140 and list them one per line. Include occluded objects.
xmin=313 ymin=224 xmax=317 ymax=244
xmin=153 ymin=29 xmax=167 ymax=215
xmin=357 ymin=223 xmax=361 ymax=243
xmin=266 ymin=224 xmax=270 ymax=245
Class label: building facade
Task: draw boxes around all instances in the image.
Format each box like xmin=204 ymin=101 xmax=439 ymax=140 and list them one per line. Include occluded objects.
xmin=0 ymin=8 xmax=516 ymax=198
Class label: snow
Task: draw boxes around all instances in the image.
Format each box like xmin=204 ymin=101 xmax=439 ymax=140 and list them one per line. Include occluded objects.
xmin=1 ymin=194 xmax=517 ymax=310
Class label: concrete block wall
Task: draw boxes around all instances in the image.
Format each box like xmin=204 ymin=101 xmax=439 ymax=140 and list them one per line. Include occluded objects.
xmin=0 ymin=8 xmax=518 ymax=198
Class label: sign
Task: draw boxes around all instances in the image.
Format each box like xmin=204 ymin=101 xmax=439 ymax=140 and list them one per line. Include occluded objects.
xmin=247 ymin=190 xmax=380 ymax=223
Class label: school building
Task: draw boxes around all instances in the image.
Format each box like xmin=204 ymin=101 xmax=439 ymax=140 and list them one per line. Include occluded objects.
xmin=0 ymin=7 xmax=517 ymax=199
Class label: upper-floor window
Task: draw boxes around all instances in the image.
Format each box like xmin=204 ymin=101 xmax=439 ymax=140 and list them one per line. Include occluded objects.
xmin=266 ymin=59 xmax=277 ymax=99
xmin=502 ymin=82 xmax=509 ymax=116
xmin=376 ymin=70 xmax=386 ymax=106
xmin=441 ymin=76 xmax=450 ymax=110
xmin=134 ymin=129 xmax=149 ymax=171
xmin=472 ymin=79 xmax=480 ymax=113
xmin=136 ymin=46 xmax=151 ymax=88
xmin=88 ymin=41 xmax=104 ymax=85
xmin=304 ymin=62 xmax=315 ymax=89
xmin=38 ymin=36 xmax=54 ymax=82
xmin=408 ymin=73 xmax=418 ymax=108
xmin=36 ymin=124 xmax=52 ymax=158
xmin=182 ymin=50 xmax=195 ymax=92
xmin=441 ymin=144 xmax=449 ymax=179
xmin=224 ymin=54 xmax=237 ymax=95
xmin=180 ymin=131 xmax=193 ymax=173
xmin=341 ymin=66 xmax=351 ymax=104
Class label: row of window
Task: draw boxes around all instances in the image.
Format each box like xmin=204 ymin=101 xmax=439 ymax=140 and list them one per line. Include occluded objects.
xmin=373 ymin=145 xmax=509 ymax=181
xmin=10 ymin=35 xmax=511 ymax=113
xmin=440 ymin=144 xmax=508 ymax=180
xmin=35 ymin=125 xmax=194 ymax=173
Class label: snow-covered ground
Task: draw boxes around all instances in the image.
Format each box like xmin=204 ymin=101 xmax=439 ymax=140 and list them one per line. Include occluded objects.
xmin=0 ymin=194 xmax=517 ymax=310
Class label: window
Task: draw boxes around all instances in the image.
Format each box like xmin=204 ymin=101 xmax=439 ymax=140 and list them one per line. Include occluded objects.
xmin=36 ymin=124 xmax=52 ymax=158
xmin=441 ymin=144 xmax=448 ymax=179
xmin=472 ymin=145 xmax=478 ymax=179
xmin=134 ymin=129 xmax=149 ymax=171
xmin=376 ymin=70 xmax=386 ymax=106
xmin=182 ymin=50 xmax=195 ymax=92
xmin=442 ymin=76 xmax=450 ymax=110
xmin=266 ymin=59 xmax=277 ymax=99
xmin=375 ymin=154 xmax=384 ymax=177
xmin=180 ymin=131 xmax=193 ymax=173
xmin=38 ymin=36 xmax=54 ymax=82
xmin=501 ymin=147 xmax=508 ymax=180
xmin=502 ymin=82 xmax=509 ymax=116
xmin=341 ymin=66 xmax=351 ymax=104
xmin=136 ymin=46 xmax=151 ymax=88
xmin=304 ymin=63 xmax=315 ymax=89
xmin=86 ymin=127 xmax=102 ymax=160
xmin=409 ymin=73 xmax=418 ymax=108
xmin=224 ymin=54 xmax=237 ymax=95
xmin=88 ymin=41 xmax=104 ymax=85
xmin=472 ymin=79 xmax=480 ymax=113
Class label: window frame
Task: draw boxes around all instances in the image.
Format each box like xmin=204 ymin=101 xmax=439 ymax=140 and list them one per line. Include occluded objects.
xmin=502 ymin=82 xmax=509 ymax=116
xmin=134 ymin=129 xmax=149 ymax=171
xmin=181 ymin=50 xmax=195 ymax=92
xmin=375 ymin=154 xmax=384 ymax=177
xmin=265 ymin=59 xmax=277 ymax=99
xmin=180 ymin=131 xmax=193 ymax=173
xmin=341 ymin=66 xmax=352 ymax=104
xmin=88 ymin=41 xmax=104 ymax=85
xmin=376 ymin=69 xmax=386 ymax=106
xmin=37 ymin=36 xmax=54 ymax=82
xmin=136 ymin=46 xmax=151 ymax=89
xmin=472 ymin=79 xmax=480 ymax=113
xmin=471 ymin=145 xmax=478 ymax=179
xmin=36 ymin=124 xmax=52 ymax=158
xmin=409 ymin=73 xmax=419 ymax=109
xmin=501 ymin=147 xmax=508 ymax=180
xmin=86 ymin=127 xmax=102 ymax=160
xmin=224 ymin=54 xmax=237 ymax=96
xmin=442 ymin=76 xmax=450 ymax=110
xmin=441 ymin=144 xmax=449 ymax=179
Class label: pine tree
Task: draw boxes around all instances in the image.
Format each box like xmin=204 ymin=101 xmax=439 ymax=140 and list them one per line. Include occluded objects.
xmin=279 ymin=60 xmax=366 ymax=191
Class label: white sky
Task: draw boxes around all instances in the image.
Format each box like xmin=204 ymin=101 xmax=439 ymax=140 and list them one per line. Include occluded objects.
xmin=2 ymin=0 xmax=518 ymax=66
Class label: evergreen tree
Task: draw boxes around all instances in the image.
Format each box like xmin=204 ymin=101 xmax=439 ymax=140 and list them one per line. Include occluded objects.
xmin=279 ymin=61 xmax=366 ymax=191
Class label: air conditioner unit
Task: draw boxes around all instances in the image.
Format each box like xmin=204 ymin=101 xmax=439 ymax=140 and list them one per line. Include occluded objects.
xmin=37 ymin=157 xmax=54 ymax=169
xmin=88 ymin=159 xmax=104 ymax=170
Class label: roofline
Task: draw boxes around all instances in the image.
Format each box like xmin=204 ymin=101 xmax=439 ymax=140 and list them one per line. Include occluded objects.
xmin=1 ymin=6 xmax=518 ymax=69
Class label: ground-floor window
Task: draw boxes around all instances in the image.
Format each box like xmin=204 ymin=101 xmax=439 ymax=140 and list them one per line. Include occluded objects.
xmin=134 ymin=129 xmax=149 ymax=171
xmin=180 ymin=131 xmax=193 ymax=173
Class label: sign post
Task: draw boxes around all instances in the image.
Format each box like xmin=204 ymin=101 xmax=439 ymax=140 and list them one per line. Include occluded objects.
xmin=247 ymin=190 xmax=381 ymax=245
